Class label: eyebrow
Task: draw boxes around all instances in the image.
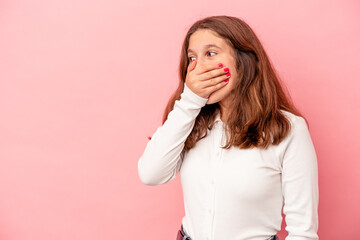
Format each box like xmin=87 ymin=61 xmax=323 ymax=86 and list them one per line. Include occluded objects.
xmin=187 ymin=44 xmax=222 ymax=54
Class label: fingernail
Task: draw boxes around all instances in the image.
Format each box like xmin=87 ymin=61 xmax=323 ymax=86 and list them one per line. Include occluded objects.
xmin=226 ymin=72 xmax=231 ymax=77
xmin=218 ymin=63 xmax=223 ymax=67
xmin=225 ymin=79 xmax=229 ymax=82
xmin=224 ymin=67 xmax=229 ymax=72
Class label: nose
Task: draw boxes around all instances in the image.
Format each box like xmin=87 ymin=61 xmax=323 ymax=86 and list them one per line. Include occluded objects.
xmin=194 ymin=57 xmax=210 ymax=68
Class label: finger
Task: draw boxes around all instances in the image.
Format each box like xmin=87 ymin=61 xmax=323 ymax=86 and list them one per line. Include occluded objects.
xmin=194 ymin=62 xmax=224 ymax=75
xmin=202 ymin=71 xmax=231 ymax=88
xmin=204 ymin=77 xmax=230 ymax=94
xmin=199 ymin=66 xmax=230 ymax=82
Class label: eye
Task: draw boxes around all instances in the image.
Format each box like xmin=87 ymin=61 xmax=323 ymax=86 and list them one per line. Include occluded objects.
xmin=207 ymin=51 xmax=217 ymax=57
xmin=188 ymin=51 xmax=216 ymax=62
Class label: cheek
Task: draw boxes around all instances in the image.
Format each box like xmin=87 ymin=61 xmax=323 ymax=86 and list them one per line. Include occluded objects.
xmin=228 ymin=64 xmax=237 ymax=76
xmin=227 ymin=67 xmax=239 ymax=86
xmin=225 ymin=56 xmax=237 ymax=75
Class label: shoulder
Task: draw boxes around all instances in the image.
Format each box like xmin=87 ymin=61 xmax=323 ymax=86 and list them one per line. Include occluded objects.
xmin=279 ymin=109 xmax=307 ymax=130
xmin=276 ymin=110 xmax=315 ymax=166
xmin=278 ymin=109 xmax=310 ymax=144
xmin=279 ymin=109 xmax=302 ymax=123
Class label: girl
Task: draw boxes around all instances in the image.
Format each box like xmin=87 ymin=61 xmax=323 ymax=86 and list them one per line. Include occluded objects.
xmin=138 ymin=15 xmax=319 ymax=240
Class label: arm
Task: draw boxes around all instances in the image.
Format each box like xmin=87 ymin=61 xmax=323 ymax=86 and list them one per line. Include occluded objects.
xmin=137 ymin=83 xmax=208 ymax=185
xmin=281 ymin=116 xmax=319 ymax=240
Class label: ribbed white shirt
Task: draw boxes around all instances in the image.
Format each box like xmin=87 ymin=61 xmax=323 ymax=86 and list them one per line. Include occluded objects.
xmin=138 ymin=83 xmax=319 ymax=240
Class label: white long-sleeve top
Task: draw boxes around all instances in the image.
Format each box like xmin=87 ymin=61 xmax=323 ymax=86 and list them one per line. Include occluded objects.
xmin=138 ymin=83 xmax=319 ymax=240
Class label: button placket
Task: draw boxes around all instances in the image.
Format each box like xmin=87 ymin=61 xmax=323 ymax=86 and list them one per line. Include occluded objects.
xmin=207 ymin=122 xmax=225 ymax=240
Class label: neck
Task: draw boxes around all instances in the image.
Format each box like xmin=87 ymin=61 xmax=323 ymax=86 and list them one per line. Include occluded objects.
xmin=218 ymin=103 xmax=230 ymax=123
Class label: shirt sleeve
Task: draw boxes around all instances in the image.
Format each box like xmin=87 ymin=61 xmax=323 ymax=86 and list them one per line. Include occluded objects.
xmin=137 ymin=83 xmax=208 ymax=185
xmin=280 ymin=116 xmax=319 ymax=240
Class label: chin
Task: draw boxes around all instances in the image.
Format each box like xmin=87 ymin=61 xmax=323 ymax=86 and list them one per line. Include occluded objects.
xmin=206 ymin=93 xmax=224 ymax=105
xmin=206 ymin=81 xmax=234 ymax=105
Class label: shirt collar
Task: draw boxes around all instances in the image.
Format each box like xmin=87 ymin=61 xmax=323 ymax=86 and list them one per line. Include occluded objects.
xmin=214 ymin=111 xmax=223 ymax=124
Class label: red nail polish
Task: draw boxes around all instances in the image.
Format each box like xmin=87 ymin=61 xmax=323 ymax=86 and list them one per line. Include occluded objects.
xmin=225 ymin=79 xmax=229 ymax=82
xmin=224 ymin=67 xmax=229 ymax=72
xmin=226 ymin=72 xmax=231 ymax=77
xmin=218 ymin=63 xmax=223 ymax=67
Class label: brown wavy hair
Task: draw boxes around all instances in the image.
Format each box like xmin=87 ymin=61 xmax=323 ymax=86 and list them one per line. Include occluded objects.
xmin=148 ymin=15 xmax=307 ymax=151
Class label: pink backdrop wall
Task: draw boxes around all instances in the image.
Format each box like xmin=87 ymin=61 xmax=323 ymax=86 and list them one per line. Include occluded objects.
xmin=1 ymin=0 xmax=359 ymax=239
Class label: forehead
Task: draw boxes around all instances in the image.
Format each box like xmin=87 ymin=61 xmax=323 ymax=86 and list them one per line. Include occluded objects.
xmin=188 ymin=29 xmax=230 ymax=52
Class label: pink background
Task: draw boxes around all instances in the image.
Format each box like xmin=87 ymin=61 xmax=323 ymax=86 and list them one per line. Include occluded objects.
xmin=1 ymin=0 xmax=359 ymax=239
